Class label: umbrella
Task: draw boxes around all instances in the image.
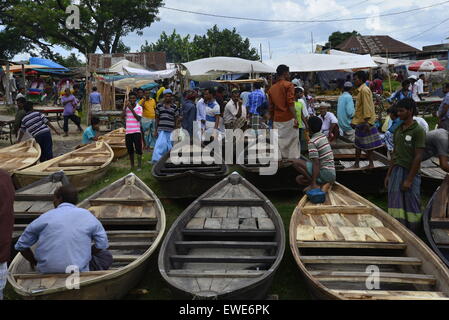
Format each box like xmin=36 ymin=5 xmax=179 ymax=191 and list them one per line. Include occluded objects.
xmin=408 ymin=60 xmax=445 ymax=72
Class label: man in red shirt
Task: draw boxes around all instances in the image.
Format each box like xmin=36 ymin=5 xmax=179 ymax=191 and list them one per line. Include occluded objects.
xmin=268 ymin=65 xmax=300 ymax=160
xmin=0 ymin=169 xmax=14 ymax=300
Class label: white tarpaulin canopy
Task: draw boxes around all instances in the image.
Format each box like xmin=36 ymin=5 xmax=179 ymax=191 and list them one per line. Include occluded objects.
xmin=113 ymin=78 xmax=155 ymax=90
xmin=329 ymin=49 xmax=414 ymax=67
xmin=182 ymin=57 xmax=276 ymax=81
xmin=123 ymin=67 xmax=177 ymax=80
xmin=109 ymin=59 xmax=147 ymax=75
xmin=265 ymin=53 xmax=378 ymax=72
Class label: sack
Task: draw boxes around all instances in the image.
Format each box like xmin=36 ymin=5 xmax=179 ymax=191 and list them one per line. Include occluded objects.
xmin=306 ymin=188 xmax=326 ymax=204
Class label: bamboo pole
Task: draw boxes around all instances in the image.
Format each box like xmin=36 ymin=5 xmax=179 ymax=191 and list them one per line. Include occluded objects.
xmin=5 ymin=63 xmax=11 ymax=106
xmin=387 ymin=49 xmax=392 ymax=93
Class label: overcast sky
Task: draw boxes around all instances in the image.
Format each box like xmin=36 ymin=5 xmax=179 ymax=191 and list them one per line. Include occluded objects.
xmin=12 ymin=0 xmax=449 ymax=61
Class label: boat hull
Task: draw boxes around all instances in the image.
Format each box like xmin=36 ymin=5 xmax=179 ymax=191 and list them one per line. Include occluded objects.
xmin=239 ymin=164 xmax=300 ymax=192
xmin=336 ymin=167 xmax=388 ymax=194
xmin=13 ymin=165 xmax=110 ymax=191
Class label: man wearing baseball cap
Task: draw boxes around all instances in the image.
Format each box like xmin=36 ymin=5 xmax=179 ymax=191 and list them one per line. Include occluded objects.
xmin=337 ymin=82 xmax=355 ymax=141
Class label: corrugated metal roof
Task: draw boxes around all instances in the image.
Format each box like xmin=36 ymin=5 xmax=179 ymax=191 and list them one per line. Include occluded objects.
xmin=337 ymin=35 xmax=420 ymax=55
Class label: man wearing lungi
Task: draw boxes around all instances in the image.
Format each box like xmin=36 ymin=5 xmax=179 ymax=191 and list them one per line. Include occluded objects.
xmin=385 ymin=98 xmax=426 ymax=233
xmin=268 ymin=65 xmax=300 ymax=160
xmin=351 ymin=71 xmax=383 ymax=168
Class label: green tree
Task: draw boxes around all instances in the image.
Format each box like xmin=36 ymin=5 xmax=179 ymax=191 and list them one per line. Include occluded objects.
xmin=326 ymin=30 xmax=360 ymax=49
xmin=0 ymin=28 xmax=33 ymax=60
xmin=52 ymin=53 xmax=85 ymax=68
xmin=141 ymin=30 xmax=192 ymax=63
xmin=142 ymin=25 xmax=260 ymax=62
xmin=1 ymin=0 xmax=163 ymax=56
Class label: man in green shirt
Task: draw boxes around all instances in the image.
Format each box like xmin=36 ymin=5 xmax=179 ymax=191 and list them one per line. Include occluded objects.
xmin=385 ymin=98 xmax=426 ymax=233
xmin=294 ymin=87 xmax=309 ymax=152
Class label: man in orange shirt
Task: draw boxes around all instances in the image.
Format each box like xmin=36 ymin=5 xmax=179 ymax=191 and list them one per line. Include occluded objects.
xmin=268 ymin=65 xmax=300 ymax=160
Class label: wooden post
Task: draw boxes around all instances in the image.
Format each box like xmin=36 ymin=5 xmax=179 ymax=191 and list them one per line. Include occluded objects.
xmin=5 ymin=63 xmax=12 ymax=106
xmin=21 ymin=64 xmax=26 ymax=89
xmin=387 ymin=49 xmax=392 ymax=93
xmin=85 ymin=51 xmax=91 ymax=126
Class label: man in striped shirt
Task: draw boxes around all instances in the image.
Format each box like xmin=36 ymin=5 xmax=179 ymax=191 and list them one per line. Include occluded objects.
xmin=18 ymin=101 xmax=60 ymax=162
xmin=123 ymin=93 xmax=143 ymax=171
xmin=152 ymin=89 xmax=180 ymax=164
xmin=292 ymin=116 xmax=336 ymax=190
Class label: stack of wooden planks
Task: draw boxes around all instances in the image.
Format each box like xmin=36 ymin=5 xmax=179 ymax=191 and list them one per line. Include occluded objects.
xmin=0 ymin=140 xmax=41 ymax=174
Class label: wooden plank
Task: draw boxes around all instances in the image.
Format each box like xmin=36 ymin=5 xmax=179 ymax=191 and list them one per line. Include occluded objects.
xmin=227 ymin=207 xmax=238 ymax=218
xmin=89 ymin=198 xmax=154 ymax=206
xmin=195 ymin=207 xmax=212 ymax=218
xmin=339 ymin=227 xmax=366 ymax=242
xmin=204 ymin=218 xmax=222 ymax=230
xmin=357 ymin=215 xmax=384 ymax=228
xmin=258 ymin=218 xmax=275 ymax=230
xmin=297 ymin=241 xmax=407 ymax=250
xmin=332 ymin=290 xmax=449 ymax=300
xmin=238 ymin=207 xmax=252 ymax=219
xmin=186 ymin=218 xmax=206 ymax=230
xmin=240 ymin=218 xmax=258 ymax=230
xmin=183 ymin=229 xmax=276 ymax=238
xmin=325 ymin=214 xmax=349 ymax=227
xmin=313 ymin=227 xmax=337 ymax=241
xmin=301 ymin=256 xmax=422 ymax=266
xmin=310 ymin=215 xmax=329 ymax=227
xmin=353 ymin=227 xmax=382 ymax=242
xmin=108 ymin=242 xmax=150 ymax=250
xmin=372 ymin=227 xmax=404 ymax=243
xmin=167 ymin=270 xmax=264 ymax=278
xmin=302 ymin=206 xmax=373 ymax=215
xmin=174 ymin=241 xmax=278 ymax=250
xmin=297 ymin=225 xmax=315 ymax=241
xmin=221 ymin=218 xmax=239 ymax=230
xmin=251 ymin=207 xmax=268 ymax=218
xmin=310 ymin=271 xmax=436 ymax=285
xmin=14 ymin=271 xmax=112 ymax=279
xmin=170 ymin=255 xmax=277 ymax=264
xmin=211 ymin=207 xmax=228 ymax=218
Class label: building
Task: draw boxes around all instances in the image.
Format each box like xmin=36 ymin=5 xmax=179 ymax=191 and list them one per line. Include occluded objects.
xmin=419 ymin=43 xmax=449 ymax=61
xmin=88 ymin=52 xmax=166 ymax=72
xmin=336 ymin=35 xmax=421 ymax=59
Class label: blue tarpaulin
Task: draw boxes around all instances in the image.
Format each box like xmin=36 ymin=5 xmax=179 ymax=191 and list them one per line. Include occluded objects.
xmin=29 ymin=57 xmax=70 ymax=74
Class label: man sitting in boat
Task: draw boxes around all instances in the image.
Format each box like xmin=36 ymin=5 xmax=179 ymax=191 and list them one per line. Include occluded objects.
xmin=422 ymin=128 xmax=449 ymax=173
xmin=291 ymin=116 xmax=336 ymax=190
xmin=15 ymin=185 xmax=112 ymax=274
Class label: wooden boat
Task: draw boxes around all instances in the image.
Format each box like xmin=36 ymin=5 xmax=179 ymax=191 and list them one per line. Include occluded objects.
xmin=152 ymin=144 xmax=229 ymax=199
xmin=0 ymin=139 xmax=41 ymax=174
xmin=14 ymin=141 xmax=114 ymax=191
xmin=423 ymin=176 xmax=449 ymax=268
xmin=332 ymin=138 xmax=389 ymax=194
xmin=159 ymin=172 xmax=285 ymax=299
xmin=13 ymin=172 xmax=70 ymax=241
xmin=290 ymin=182 xmax=449 ymax=300
xmin=8 ymin=173 xmax=166 ymax=300
xmin=421 ymin=158 xmax=447 ymax=195
xmin=238 ymin=139 xmax=300 ymax=192
xmin=98 ymin=128 xmax=127 ymax=160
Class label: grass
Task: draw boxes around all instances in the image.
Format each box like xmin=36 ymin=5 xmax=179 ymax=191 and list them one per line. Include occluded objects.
xmin=4 ymin=152 xmax=435 ymax=300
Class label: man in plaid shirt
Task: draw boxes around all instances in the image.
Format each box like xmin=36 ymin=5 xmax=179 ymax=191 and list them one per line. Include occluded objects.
xmin=248 ymin=82 xmax=266 ymax=131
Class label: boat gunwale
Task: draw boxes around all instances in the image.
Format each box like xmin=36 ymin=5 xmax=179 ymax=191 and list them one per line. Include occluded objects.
xmin=0 ymin=139 xmax=42 ymax=174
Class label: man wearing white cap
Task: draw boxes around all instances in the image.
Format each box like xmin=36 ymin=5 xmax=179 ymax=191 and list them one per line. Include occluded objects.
xmin=318 ymin=102 xmax=339 ymax=143
xmin=337 ymin=82 xmax=355 ymax=141
xmin=408 ymin=75 xmax=421 ymax=102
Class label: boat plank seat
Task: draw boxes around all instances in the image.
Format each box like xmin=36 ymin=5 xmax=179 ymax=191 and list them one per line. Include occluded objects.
xmin=89 ymin=204 xmax=156 ymax=219
xmin=106 ymin=230 xmax=158 ymax=237
xmin=310 ymin=271 xmax=437 ymax=285
xmin=297 ymin=241 xmax=407 ymax=250
xmin=183 ymin=229 xmax=276 ymax=238
xmin=108 ymin=241 xmax=151 ymax=249
xmin=113 ymin=255 xmax=141 ymax=262
xmin=170 ymin=255 xmax=277 ymax=264
xmin=98 ymin=218 xmax=158 ymax=226
xmin=175 ymin=241 xmax=278 ymax=249
xmin=301 ymin=256 xmax=422 ymax=266
xmin=89 ymin=198 xmax=155 ymax=206
xmin=200 ymin=199 xmax=265 ymax=206
xmin=167 ymin=270 xmax=264 ymax=278
xmin=301 ymin=206 xmax=374 ymax=215
xmin=331 ymin=289 xmax=449 ymax=300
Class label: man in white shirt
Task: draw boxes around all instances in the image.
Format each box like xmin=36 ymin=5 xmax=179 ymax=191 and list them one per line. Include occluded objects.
xmin=417 ymin=74 xmax=425 ymax=99
xmin=408 ymin=75 xmax=421 ymax=102
xmin=318 ymin=103 xmax=339 ymax=142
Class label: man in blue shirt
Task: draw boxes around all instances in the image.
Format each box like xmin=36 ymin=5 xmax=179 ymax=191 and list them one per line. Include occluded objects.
xmin=337 ymin=82 xmax=355 ymax=141
xmin=82 ymin=117 xmax=100 ymax=145
xmin=247 ymin=83 xmax=266 ymax=130
xmin=89 ymin=86 xmax=102 ymax=113
xmin=15 ymin=185 xmax=112 ymax=274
